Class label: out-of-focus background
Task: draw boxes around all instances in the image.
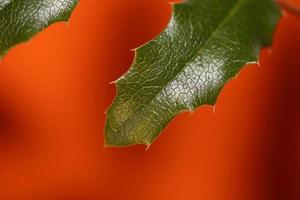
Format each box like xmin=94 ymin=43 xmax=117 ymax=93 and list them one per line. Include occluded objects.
xmin=0 ymin=0 xmax=299 ymax=199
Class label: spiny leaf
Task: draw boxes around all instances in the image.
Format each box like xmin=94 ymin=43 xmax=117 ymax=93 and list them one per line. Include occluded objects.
xmin=0 ymin=0 xmax=79 ymax=58
xmin=105 ymin=0 xmax=281 ymax=147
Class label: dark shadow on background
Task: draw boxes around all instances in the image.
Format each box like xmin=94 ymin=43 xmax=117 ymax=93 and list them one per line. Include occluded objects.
xmin=0 ymin=91 xmax=36 ymax=158
xmin=264 ymin=14 xmax=300 ymax=200
xmin=0 ymin=96 xmax=22 ymax=148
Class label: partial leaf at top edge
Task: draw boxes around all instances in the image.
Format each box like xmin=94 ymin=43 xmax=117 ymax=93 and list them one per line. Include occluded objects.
xmin=0 ymin=0 xmax=79 ymax=58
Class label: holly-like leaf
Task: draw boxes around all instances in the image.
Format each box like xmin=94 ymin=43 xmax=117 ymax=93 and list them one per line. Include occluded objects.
xmin=105 ymin=0 xmax=281 ymax=147
xmin=0 ymin=0 xmax=79 ymax=58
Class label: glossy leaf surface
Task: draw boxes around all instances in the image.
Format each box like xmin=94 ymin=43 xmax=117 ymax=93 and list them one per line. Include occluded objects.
xmin=105 ymin=0 xmax=281 ymax=147
xmin=0 ymin=0 xmax=78 ymax=58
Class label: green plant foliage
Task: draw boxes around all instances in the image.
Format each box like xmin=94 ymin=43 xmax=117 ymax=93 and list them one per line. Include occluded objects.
xmin=105 ymin=0 xmax=281 ymax=147
xmin=0 ymin=0 xmax=79 ymax=58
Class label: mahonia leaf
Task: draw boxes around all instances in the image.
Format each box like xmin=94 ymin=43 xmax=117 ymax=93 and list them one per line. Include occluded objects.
xmin=105 ymin=0 xmax=281 ymax=147
xmin=0 ymin=0 xmax=79 ymax=58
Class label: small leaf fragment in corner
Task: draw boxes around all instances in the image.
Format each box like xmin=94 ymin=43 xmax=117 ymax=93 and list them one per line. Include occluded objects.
xmin=0 ymin=0 xmax=79 ymax=58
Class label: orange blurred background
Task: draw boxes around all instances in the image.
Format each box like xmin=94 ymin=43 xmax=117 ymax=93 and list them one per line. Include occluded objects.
xmin=0 ymin=0 xmax=300 ymax=199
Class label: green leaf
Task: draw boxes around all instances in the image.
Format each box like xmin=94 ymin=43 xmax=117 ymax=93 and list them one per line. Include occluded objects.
xmin=0 ymin=0 xmax=79 ymax=58
xmin=105 ymin=0 xmax=281 ymax=147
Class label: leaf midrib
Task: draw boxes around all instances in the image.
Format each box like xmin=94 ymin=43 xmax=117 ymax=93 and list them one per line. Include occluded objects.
xmin=113 ymin=0 xmax=245 ymax=136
